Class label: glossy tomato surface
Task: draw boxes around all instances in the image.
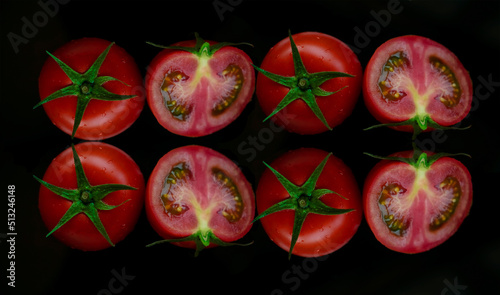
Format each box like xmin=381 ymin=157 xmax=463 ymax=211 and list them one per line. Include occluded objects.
xmin=256 ymin=148 xmax=362 ymax=257
xmin=38 ymin=142 xmax=145 ymax=251
xmin=146 ymin=145 xmax=255 ymax=250
xmin=363 ymin=151 xmax=472 ymax=253
xmin=363 ymin=35 xmax=472 ymax=131
xmin=38 ymin=38 xmax=145 ymax=140
xmin=256 ymin=32 xmax=362 ymax=134
xmin=146 ymin=39 xmax=255 ymax=137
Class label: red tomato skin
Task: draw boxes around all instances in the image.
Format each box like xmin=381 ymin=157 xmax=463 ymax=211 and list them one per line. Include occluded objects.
xmin=38 ymin=38 xmax=145 ymax=140
xmin=145 ymin=145 xmax=255 ymax=250
xmin=38 ymin=142 xmax=145 ymax=251
xmin=363 ymin=151 xmax=473 ymax=253
xmin=256 ymin=148 xmax=362 ymax=257
xmin=256 ymin=32 xmax=363 ymax=134
xmin=362 ymin=35 xmax=472 ymax=132
xmin=145 ymin=40 xmax=255 ymax=137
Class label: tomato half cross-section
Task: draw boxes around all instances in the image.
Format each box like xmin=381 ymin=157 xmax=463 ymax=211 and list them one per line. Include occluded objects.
xmin=37 ymin=38 xmax=145 ymax=140
xmin=363 ymin=150 xmax=472 ymax=253
xmin=255 ymin=148 xmax=362 ymax=258
xmin=363 ymin=35 xmax=472 ymax=134
xmin=35 ymin=142 xmax=145 ymax=251
xmin=254 ymin=31 xmax=362 ymax=135
xmin=145 ymin=145 xmax=255 ymax=256
xmin=145 ymin=34 xmax=255 ymax=137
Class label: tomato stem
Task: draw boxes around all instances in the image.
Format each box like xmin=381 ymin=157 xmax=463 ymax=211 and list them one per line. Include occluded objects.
xmin=298 ymin=196 xmax=309 ymax=208
xmin=298 ymin=78 xmax=310 ymax=90
xmin=80 ymin=191 xmax=91 ymax=204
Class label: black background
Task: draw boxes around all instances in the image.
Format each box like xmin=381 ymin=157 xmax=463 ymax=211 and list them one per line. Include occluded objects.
xmin=1 ymin=0 xmax=499 ymax=294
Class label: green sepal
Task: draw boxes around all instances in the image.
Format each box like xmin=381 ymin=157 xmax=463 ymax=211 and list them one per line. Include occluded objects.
xmin=44 ymin=201 xmax=85 ymax=238
xmin=32 ymin=175 xmax=78 ymax=201
xmin=146 ymin=230 xmax=253 ymax=257
xmin=147 ymin=32 xmax=253 ymax=58
xmin=82 ymin=203 xmax=114 ymax=246
xmin=33 ymin=144 xmax=137 ymax=247
xmin=34 ymin=42 xmax=137 ymax=138
xmin=253 ymin=153 xmax=354 ymax=259
xmin=364 ymin=114 xmax=471 ymax=140
xmin=252 ymin=30 xmax=354 ymax=131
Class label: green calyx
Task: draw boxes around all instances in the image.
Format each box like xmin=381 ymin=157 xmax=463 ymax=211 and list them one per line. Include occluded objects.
xmin=364 ymin=148 xmax=470 ymax=169
xmin=33 ymin=145 xmax=137 ymax=247
xmin=147 ymin=32 xmax=253 ymax=59
xmin=253 ymin=31 xmax=354 ymax=130
xmin=364 ymin=113 xmax=471 ymax=140
xmin=34 ymin=42 xmax=137 ymax=138
xmin=146 ymin=229 xmax=253 ymax=257
xmin=254 ymin=153 xmax=353 ymax=259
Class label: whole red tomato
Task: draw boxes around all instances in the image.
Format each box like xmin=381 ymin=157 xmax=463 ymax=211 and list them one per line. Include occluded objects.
xmin=363 ymin=150 xmax=472 ymax=253
xmin=363 ymin=35 xmax=472 ymax=134
xmin=255 ymin=32 xmax=362 ymax=134
xmin=145 ymin=34 xmax=255 ymax=137
xmin=145 ymin=145 xmax=255 ymax=256
xmin=255 ymin=148 xmax=362 ymax=258
xmin=37 ymin=38 xmax=145 ymax=140
xmin=36 ymin=142 xmax=145 ymax=251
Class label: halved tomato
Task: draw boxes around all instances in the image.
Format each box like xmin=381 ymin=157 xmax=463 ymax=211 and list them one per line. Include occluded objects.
xmin=363 ymin=150 xmax=472 ymax=253
xmin=363 ymin=35 xmax=472 ymax=133
xmin=145 ymin=145 xmax=255 ymax=255
xmin=145 ymin=34 xmax=255 ymax=137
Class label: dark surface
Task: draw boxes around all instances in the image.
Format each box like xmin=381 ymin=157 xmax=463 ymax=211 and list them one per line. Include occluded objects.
xmin=1 ymin=0 xmax=499 ymax=294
